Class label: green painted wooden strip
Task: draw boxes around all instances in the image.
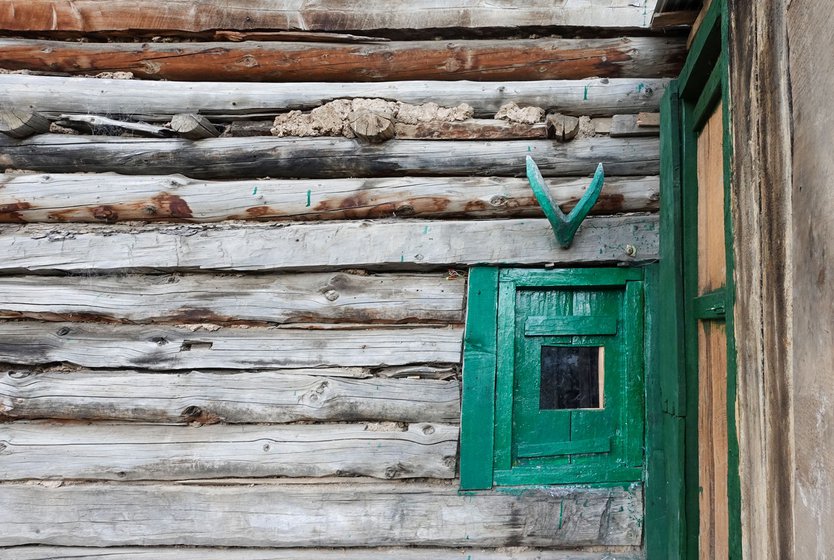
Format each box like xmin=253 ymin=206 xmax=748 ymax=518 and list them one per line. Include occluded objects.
xmin=523 ymin=315 xmax=618 ymax=336
xmin=493 ymin=466 xmax=643 ymax=486
xmin=691 ymin=57 xmax=725 ymax=131
xmin=459 ymin=267 xmax=499 ymax=490
xmin=516 ymin=436 xmax=611 ymax=459
xmin=492 ymin=279 xmax=518 ymax=476
xmin=623 ymin=279 xmax=646 ymax=468
xmin=499 ymin=267 xmax=641 ymax=286
xmin=693 ymin=289 xmax=727 ymax=320
xmin=648 ymin=81 xmax=688 ymax=560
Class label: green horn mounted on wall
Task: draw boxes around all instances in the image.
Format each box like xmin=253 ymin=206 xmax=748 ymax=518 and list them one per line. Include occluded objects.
xmin=525 ymin=156 xmax=605 ymax=249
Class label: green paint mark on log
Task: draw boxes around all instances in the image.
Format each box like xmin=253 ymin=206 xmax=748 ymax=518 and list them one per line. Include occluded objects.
xmin=306 ymin=189 xmax=311 ymax=207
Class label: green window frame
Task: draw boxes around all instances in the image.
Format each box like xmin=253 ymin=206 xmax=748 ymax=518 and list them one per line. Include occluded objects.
xmin=460 ymin=267 xmax=646 ymax=490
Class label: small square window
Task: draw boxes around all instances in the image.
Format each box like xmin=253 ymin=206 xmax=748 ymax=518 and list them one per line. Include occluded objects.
xmin=540 ymin=346 xmax=603 ymax=410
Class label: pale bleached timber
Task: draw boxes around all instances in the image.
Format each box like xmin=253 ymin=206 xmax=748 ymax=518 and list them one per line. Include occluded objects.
xmin=1 ymin=546 xmax=642 ymax=560
xmin=0 ymin=272 xmax=465 ymax=324
xmin=0 ymin=135 xmax=660 ymax=179
xmin=0 ymin=173 xmax=659 ymax=223
xmin=0 ymin=217 xmax=660 ymax=273
xmin=0 ymin=74 xmax=669 ymax=119
xmin=610 ymin=114 xmax=661 ymax=137
xmin=0 ymin=322 xmax=463 ymax=370
xmin=0 ymin=0 xmax=661 ymax=33
xmin=0 ymin=370 xmax=460 ymax=423
xmin=0 ymin=36 xmax=684 ymax=82
xmin=0 ymin=482 xmax=643 ymax=547
xmin=0 ymin=422 xmax=459 ymax=480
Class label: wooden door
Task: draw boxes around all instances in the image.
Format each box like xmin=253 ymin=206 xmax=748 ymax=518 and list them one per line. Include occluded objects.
xmin=694 ymin=103 xmax=729 ymax=559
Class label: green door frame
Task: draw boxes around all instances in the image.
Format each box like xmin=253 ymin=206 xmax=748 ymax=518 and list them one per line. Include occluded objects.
xmin=651 ymin=1 xmax=742 ymax=558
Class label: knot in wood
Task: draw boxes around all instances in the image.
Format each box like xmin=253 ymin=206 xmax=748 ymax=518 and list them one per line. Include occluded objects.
xmin=323 ymin=289 xmax=340 ymax=302
xmin=56 ymin=327 xmax=71 ymax=336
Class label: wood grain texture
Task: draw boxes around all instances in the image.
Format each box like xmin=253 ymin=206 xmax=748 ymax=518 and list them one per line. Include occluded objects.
xmin=0 ymin=322 xmax=463 ymax=370
xmin=0 ymin=1 xmax=659 ymax=33
xmin=0 ymin=37 xmax=685 ymax=81
xmin=727 ymin=2 xmax=796 ymax=557
xmin=0 ymin=172 xmax=660 ymax=223
xmin=0 ymin=422 xmax=459 ymax=480
xmin=0 ymin=135 xmax=660 ymax=179
xmin=696 ymin=104 xmax=726 ymax=294
xmin=697 ymin=321 xmax=729 ymax=560
xmin=0 ymin=482 xmax=644 ymax=547
xmin=788 ymin=2 xmax=834 ymax=557
xmin=0 ymin=272 xmax=465 ymax=325
xmin=0 ymin=74 xmax=669 ymax=120
xmin=0 ymin=217 xmax=660 ymax=273
xmin=1 ymin=547 xmax=643 ymax=560
xmin=0 ymin=370 xmax=461 ymax=423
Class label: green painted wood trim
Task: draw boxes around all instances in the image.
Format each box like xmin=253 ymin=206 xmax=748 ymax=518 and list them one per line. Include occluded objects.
xmin=493 ymin=466 xmax=642 ymax=486
xmin=693 ymin=289 xmax=727 ymax=320
xmin=647 ymin=78 xmax=688 ymax=559
xmin=499 ymin=267 xmax=641 ymax=286
xmin=524 ymin=315 xmax=618 ymax=336
xmin=691 ymin=58 xmax=725 ymax=131
xmin=492 ymin=278 xmax=518 ymax=475
xmin=623 ymin=279 xmax=646 ymax=468
xmin=459 ymin=266 xmax=499 ymax=490
xmin=678 ymin=0 xmax=722 ymax=99
xmin=517 ymin=436 xmax=611 ymax=459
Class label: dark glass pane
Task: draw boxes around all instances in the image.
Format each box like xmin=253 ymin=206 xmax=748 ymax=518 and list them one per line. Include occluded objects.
xmin=540 ymin=346 xmax=601 ymax=410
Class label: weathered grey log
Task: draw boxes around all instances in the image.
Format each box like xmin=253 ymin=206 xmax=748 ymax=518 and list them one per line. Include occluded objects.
xmin=0 ymin=370 xmax=460 ymax=423
xmin=610 ymin=114 xmax=661 ymax=137
xmin=0 ymin=322 xmax=462 ymax=370
xmin=349 ymin=109 xmax=395 ymax=143
xmin=0 ymin=422 xmax=459 ymax=480
xmin=0 ymin=1 xmax=666 ymax=33
xmin=170 ymin=113 xmax=220 ymax=139
xmin=0 ymin=272 xmax=465 ymax=324
xmin=0 ymin=172 xmax=659 ymax=223
xmin=221 ymin=120 xmax=274 ymax=137
xmin=545 ymin=112 xmax=581 ymax=142
xmin=0 ymin=109 xmax=50 ymax=139
xmin=0 ymin=74 xmax=669 ymax=120
xmin=1 ymin=547 xmax=642 ymax=560
xmin=0 ymin=482 xmax=643 ymax=547
xmin=0 ymin=135 xmax=659 ymax=179
xmin=637 ymin=112 xmax=661 ymax=127
xmin=55 ymin=114 xmax=173 ymax=137
xmin=0 ymin=36 xmax=685 ymax=82
xmin=0 ymin=217 xmax=660 ymax=273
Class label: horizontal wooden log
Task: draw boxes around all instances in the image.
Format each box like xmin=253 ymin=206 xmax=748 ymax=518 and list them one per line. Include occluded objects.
xmin=0 ymin=1 xmax=664 ymax=33
xmin=0 ymin=482 xmax=643 ymax=547
xmin=0 ymin=322 xmax=462 ymax=370
xmin=0 ymin=370 xmax=460 ymax=423
xmin=0 ymin=272 xmax=465 ymax=324
xmin=1 ymin=546 xmax=642 ymax=560
xmin=0 ymin=37 xmax=685 ymax=81
xmin=0 ymin=217 xmax=660 ymax=273
xmin=0 ymin=173 xmax=660 ymax=223
xmin=0 ymin=422 xmax=458 ymax=480
xmin=0 ymin=135 xmax=659 ymax=179
xmin=0 ymin=109 xmax=50 ymax=139
xmin=0 ymin=75 xmax=669 ymax=120
xmin=610 ymin=114 xmax=661 ymax=138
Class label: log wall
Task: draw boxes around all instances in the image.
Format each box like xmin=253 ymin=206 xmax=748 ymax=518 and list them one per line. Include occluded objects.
xmin=0 ymin=4 xmax=681 ymax=556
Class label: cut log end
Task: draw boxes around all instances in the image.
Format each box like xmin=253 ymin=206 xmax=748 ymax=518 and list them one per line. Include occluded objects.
xmin=0 ymin=109 xmax=50 ymax=139
xmin=545 ymin=112 xmax=580 ymax=142
xmin=170 ymin=113 xmax=220 ymax=140
xmin=348 ymin=110 xmax=395 ymax=143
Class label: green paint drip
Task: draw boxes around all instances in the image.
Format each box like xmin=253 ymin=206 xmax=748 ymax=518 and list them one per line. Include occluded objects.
xmin=423 ymin=225 xmax=430 ymax=234
xmin=306 ymin=189 xmax=312 ymax=207
xmin=252 ymin=186 xmax=258 ymax=195
xmin=583 ymin=85 xmax=589 ymax=100
xmin=637 ymin=82 xmax=645 ymax=93
xmin=558 ymin=501 xmax=564 ymax=529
